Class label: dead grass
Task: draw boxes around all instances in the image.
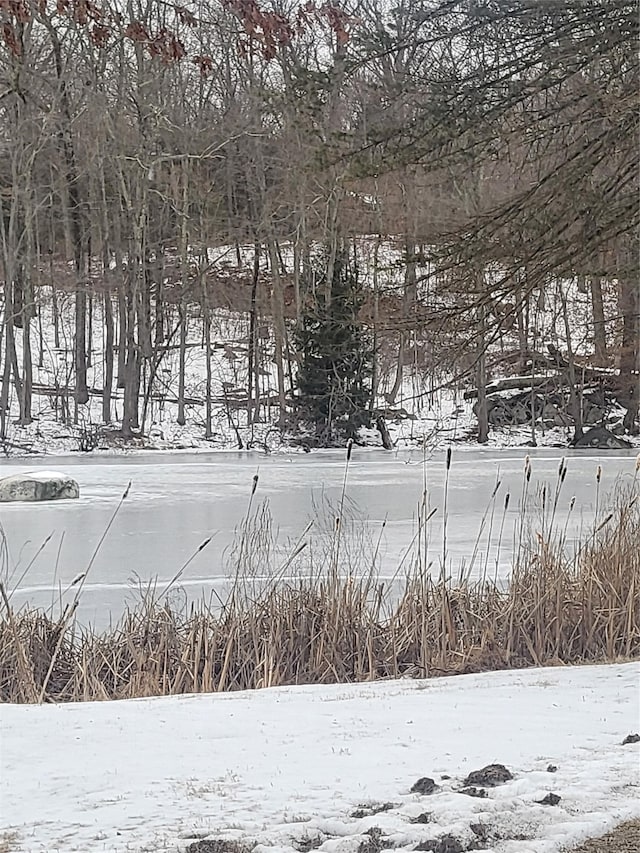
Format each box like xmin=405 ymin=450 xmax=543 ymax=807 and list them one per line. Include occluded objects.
xmin=0 ymin=832 xmax=19 ymax=853
xmin=565 ymin=819 xmax=640 ymax=852
xmin=1 ymin=460 xmax=638 ymax=704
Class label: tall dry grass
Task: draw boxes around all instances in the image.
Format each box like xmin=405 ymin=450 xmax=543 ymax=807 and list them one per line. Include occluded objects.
xmin=1 ymin=454 xmax=638 ymax=703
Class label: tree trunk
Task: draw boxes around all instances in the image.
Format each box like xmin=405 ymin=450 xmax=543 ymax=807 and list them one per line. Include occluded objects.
xmin=19 ymin=313 xmax=33 ymax=425
xmin=293 ymin=220 xmax=302 ymax=327
xmin=140 ymin=248 xmax=153 ymax=359
xmin=47 ymin=24 xmax=89 ymax=409
xmin=177 ymin=302 xmax=187 ymax=426
xmin=590 ymin=276 xmax=607 ymax=366
xmin=87 ymin=291 xmax=93 ymax=368
xmin=49 ymin=251 xmax=60 ymax=350
xmin=176 ymin=158 xmax=189 ymax=428
xmin=376 ymin=415 xmax=392 ymax=449
xmin=619 ymin=277 xmax=639 ymax=434
xmin=560 ymin=285 xmax=583 ymax=442
xmin=154 ymin=249 xmax=165 ymax=346
xmin=247 ymin=239 xmax=261 ymax=424
xmin=387 ymin=335 xmax=405 ymax=406
xmin=387 ymin=241 xmax=416 ymax=405
xmin=267 ymin=238 xmax=287 ymax=427
xmin=369 ymin=236 xmax=380 ymax=415
xmin=0 ymin=285 xmax=17 ymax=439
xmin=37 ymin=294 xmax=44 ymax=369
xmin=74 ymin=285 xmax=89 ymax=411
xmin=122 ymin=285 xmax=139 ymax=437
xmin=204 ymin=307 xmax=213 ymax=439
xmin=476 ymin=300 xmax=489 ymax=443
xmin=117 ymin=268 xmax=127 ymax=389
xmin=103 ymin=293 xmax=114 ymax=424
xmin=515 ymin=282 xmax=529 ymax=371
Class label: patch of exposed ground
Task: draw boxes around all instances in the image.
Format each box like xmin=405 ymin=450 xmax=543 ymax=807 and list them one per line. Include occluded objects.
xmin=565 ymin=820 xmax=640 ymax=853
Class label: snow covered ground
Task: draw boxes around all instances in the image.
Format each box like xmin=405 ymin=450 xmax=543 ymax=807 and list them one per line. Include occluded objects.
xmin=2 ymin=663 xmax=639 ymax=853
xmin=3 ymin=261 xmax=637 ymax=458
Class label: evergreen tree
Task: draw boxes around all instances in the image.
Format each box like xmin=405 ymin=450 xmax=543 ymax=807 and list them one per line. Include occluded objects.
xmin=295 ymin=249 xmax=372 ymax=445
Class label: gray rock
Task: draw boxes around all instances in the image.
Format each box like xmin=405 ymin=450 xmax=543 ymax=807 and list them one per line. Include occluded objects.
xmin=463 ymin=763 xmax=513 ymax=787
xmin=536 ymin=792 xmax=561 ymax=806
xmin=574 ymin=426 xmax=632 ymax=449
xmin=411 ymin=776 xmax=438 ymax=795
xmin=459 ymin=786 xmax=488 ymax=798
xmin=487 ymin=401 xmax=511 ymax=426
xmin=542 ymin=403 xmax=571 ymax=427
xmin=511 ymin=402 xmax=531 ymax=425
xmin=0 ymin=471 xmax=79 ymax=502
xmin=583 ymin=405 xmax=605 ymax=426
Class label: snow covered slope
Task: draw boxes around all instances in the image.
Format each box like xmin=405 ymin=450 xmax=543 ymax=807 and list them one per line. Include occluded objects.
xmin=1 ymin=663 xmax=639 ymax=852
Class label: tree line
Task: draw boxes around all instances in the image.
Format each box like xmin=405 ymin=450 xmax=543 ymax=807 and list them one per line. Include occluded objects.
xmin=0 ymin=0 xmax=638 ymax=445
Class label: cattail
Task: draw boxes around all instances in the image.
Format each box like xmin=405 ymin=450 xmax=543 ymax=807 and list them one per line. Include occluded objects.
xmin=596 ymin=464 xmax=602 ymax=484
xmin=446 ymin=447 xmax=452 ymax=470
xmin=504 ymin=492 xmax=510 ymax=510
xmin=346 ymin=438 xmax=353 ymax=461
xmin=251 ymin=473 xmax=259 ymax=496
xmin=196 ymin=537 xmax=212 ymax=553
xmin=569 ymin=496 xmax=576 ymax=511
xmin=293 ymin=541 xmax=307 ymax=558
xmin=597 ymin=512 xmax=614 ymax=532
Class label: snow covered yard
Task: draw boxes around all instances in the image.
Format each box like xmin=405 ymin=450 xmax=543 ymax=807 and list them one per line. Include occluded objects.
xmin=1 ymin=663 xmax=639 ymax=853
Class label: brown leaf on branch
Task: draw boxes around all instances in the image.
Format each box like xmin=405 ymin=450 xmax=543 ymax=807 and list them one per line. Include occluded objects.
xmin=124 ymin=20 xmax=149 ymax=42
xmin=2 ymin=20 xmax=22 ymax=55
xmin=192 ymin=54 xmax=213 ymax=76
xmin=74 ymin=0 xmax=87 ymax=24
xmin=4 ymin=0 xmax=32 ymax=23
xmin=90 ymin=22 xmax=109 ymax=47
xmin=147 ymin=27 xmax=185 ymax=63
xmin=175 ymin=4 xmax=197 ymax=28
xmin=320 ymin=3 xmax=354 ymax=45
xmin=223 ymin=0 xmax=296 ymax=57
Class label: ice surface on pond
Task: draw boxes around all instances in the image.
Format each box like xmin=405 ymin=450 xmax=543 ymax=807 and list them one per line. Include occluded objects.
xmin=0 ymin=447 xmax=637 ymax=628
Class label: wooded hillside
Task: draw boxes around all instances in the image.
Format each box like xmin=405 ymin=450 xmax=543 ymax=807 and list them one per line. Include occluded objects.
xmin=1 ymin=0 xmax=638 ymax=447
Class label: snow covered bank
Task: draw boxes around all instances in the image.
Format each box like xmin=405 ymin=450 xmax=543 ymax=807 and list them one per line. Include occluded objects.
xmin=3 ymin=288 xmax=638 ymax=459
xmin=1 ymin=663 xmax=639 ymax=853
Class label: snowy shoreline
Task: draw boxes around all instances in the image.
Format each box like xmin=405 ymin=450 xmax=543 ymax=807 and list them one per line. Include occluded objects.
xmin=1 ymin=662 xmax=639 ymax=853
xmin=3 ymin=285 xmax=638 ymax=460
xmin=3 ymin=418 xmax=639 ymax=459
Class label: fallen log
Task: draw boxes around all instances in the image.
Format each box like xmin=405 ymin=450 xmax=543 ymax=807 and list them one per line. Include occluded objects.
xmin=546 ymin=344 xmax=616 ymax=382
xmin=464 ymin=375 xmax=560 ymax=399
xmin=485 ymin=350 xmax=556 ymax=371
xmin=31 ymin=383 xmax=205 ymax=406
xmin=464 ymin=363 xmax=619 ymax=400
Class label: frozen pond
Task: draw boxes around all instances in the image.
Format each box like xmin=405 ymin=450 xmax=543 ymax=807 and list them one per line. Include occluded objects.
xmin=1 ymin=447 xmax=638 ymax=628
